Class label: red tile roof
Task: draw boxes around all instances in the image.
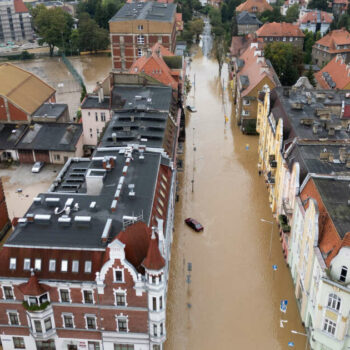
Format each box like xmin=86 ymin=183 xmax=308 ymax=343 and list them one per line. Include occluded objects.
xmin=14 ymin=0 xmax=28 ymax=13
xmin=315 ymin=28 xmax=350 ymax=53
xmin=118 ymin=221 xmax=152 ymax=273
xmin=327 ymin=232 xmax=350 ymax=264
xmin=142 ymin=230 xmax=165 ymax=270
xmin=230 ymin=34 xmax=255 ymax=56
xmin=129 ymin=44 xmax=178 ymax=90
xmin=18 ymin=273 xmax=51 ymax=296
xmin=315 ymin=54 xmax=350 ymax=89
xmin=176 ymin=13 xmax=183 ymax=31
xmin=299 ymin=10 xmax=333 ymax=24
xmin=256 ymin=22 xmax=305 ymax=37
xmin=236 ymin=0 xmax=273 ymax=13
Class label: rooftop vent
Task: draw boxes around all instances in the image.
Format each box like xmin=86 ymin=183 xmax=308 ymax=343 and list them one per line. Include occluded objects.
xmin=291 ymin=102 xmax=304 ymax=110
xmin=34 ymin=214 xmax=51 ymax=223
xmin=45 ymin=197 xmax=61 ymax=207
xmin=128 ymin=184 xmax=135 ymax=197
xmin=33 ymin=197 xmax=42 ymax=205
xmin=58 ymin=215 xmax=71 ymax=226
xmin=26 ymin=213 xmax=34 ymax=223
xmin=111 ymin=200 xmax=117 ymax=212
xmin=74 ymin=216 xmax=91 ymax=226
xmin=18 ymin=218 xmax=28 ymax=226
xmin=89 ymin=201 xmax=97 ymax=211
xmin=101 ymin=218 xmax=113 ymax=243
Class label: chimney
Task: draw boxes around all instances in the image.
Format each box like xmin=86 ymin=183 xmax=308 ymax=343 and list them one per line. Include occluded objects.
xmin=320 ymin=148 xmax=329 ymax=160
xmin=98 ymin=83 xmax=104 ymax=103
xmin=328 ymin=152 xmax=334 ymax=162
xmin=26 ymin=213 xmax=34 ymax=223
xmin=339 ymin=147 xmax=347 ymax=163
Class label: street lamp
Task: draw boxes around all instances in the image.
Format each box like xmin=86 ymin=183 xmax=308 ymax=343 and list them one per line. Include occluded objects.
xmin=291 ymin=330 xmax=309 ymax=350
xmin=261 ymin=218 xmax=273 ymax=259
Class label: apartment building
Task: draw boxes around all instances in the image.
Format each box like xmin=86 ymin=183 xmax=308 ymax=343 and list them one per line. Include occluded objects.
xmin=298 ymin=10 xmax=333 ymax=36
xmin=0 ymin=107 xmax=177 ymax=349
xmin=0 ymin=0 xmax=33 ymax=43
xmin=109 ymin=2 xmax=177 ymax=71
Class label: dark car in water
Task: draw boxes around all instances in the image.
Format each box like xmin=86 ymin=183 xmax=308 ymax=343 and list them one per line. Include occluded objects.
xmin=185 ymin=218 xmax=204 ymax=232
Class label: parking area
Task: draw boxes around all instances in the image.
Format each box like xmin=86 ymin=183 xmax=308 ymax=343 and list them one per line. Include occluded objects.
xmin=0 ymin=164 xmax=61 ymax=219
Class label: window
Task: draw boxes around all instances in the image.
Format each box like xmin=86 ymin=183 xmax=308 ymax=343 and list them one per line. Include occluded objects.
xmin=85 ymin=260 xmax=92 ymax=273
xmin=9 ymin=257 xmax=16 ymax=270
xmin=34 ymin=259 xmax=41 ymax=271
xmin=115 ymin=293 xmax=126 ymax=306
xmin=152 ymin=297 xmax=157 ymax=311
xmin=328 ymin=293 xmax=341 ymax=311
xmin=34 ymin=320 xmax=42 ymax=333
xmin=49 ymin=259 xmax=56 ymax=272
xmin=44 ymin=317 xmax=52 ymax=331
xmin=72 ymin=260 xmax=79 ymax=273
xmin=117 ymin=318 xmax=127 ymax=332
xmin=83 ymin=290 xmax=93 ymax=304
xmin=63 ymin=314 xmax=73 ymax=328
xmin=86 ymin=316 xmax=96 ymax=329
xmin=283 ymin=37 xmax=286 ymax=41
xmin=160 ymin=296 xmax=163 ymax=309
xmin=160 ymin=323 xmax=163 ymax=335
xmin=53 ymin=154 xmax=60 ymax=161
xmin=95 ymin=112 xmax=98 ymax=121
xmin=340 ymin=266 xmax=348 ymax=282
xmin=61 ymin=260 xmax=68 ymax=272
xmin=289 ymin=37 xmax=293 ymax=41
xmin=60 ymin=289 xmax=70 ymax=303
xmin=137 ymin=48 xmax=143 ymax=57
xmin=8 ymin=312 xmax=19 ymax=325
xmin=114 ymin=345 xmax=134 ymax=350
xmin=153 ymin=324 xmax=157 ymax=336
xmin=323 ymin=318 xmax=336 ymax=335
xmin=88 ymin=342 xmax=101 ymax=350
xmin=137 ymin=25 xmax=143 ymax=30
xmin=160 ymin=181 xmax=167 ymax=191
xmin=243 ymin=99 xmax=250 ymax=106
xmin=115 ymin=270 xmax=123 ymax=282
xmin=3 ymin=286 xmax=14 ymax=300
xmin=88 ymin=112 xmax=91 ymax=116
xmin=152 ymin=276 xmax=156 ymax=284
xmin=13 ymin=337 xmax=25 ymax=349
xmin=101 ymin=113 xmax=106 ymax=122
xmin=137 ymin=35 xmax=144 ymax=44
xmin=23 ymin=259 xmax=30 ymax=270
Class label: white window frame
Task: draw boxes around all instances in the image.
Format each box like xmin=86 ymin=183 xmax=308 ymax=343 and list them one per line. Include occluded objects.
xmin=9 ymin=257 xmax=16 ymax=270
xmin=61 ymin=260 xmax=68 ymax=272
xmin=85 ymin=314 xmax=97 ymax=330
xmin=137 ymin=35 xmax=144 ymax=44
xmin=61 ymin=313 xmax=75 ymax=329
xmin=44 ymin=316 xmax=52 ymax=331
xmin=12 ymin=336 xmax=25 ymax=349
xmin=72 ymin=260 xmax=79 ymax=273
xmin=59 ymin=288 xmax=71 ymax=303
xmin=34 ymin=259 xmax=41 ymax=271
xmin=114 ymin=288 xmax=127 ymax=307
xmin=82 ymin=289 xmax=95 ymax=304
xmin=116 ymin=314 xmax=129 ymax=333
xmin=2 ymin=285 xmax=15 ymax=300
xmin=85 ymin=260 xmax=92 ymax=273
xmin=7 ymin=310 xmax=20 ymax=325
xmin=137 ymin=25 xmax=143 ymax=30
xmin=114 ymin=268 xmax=125 ymax=283
xmin=23 ymin=258 xmax=31 ymax=271
xmin=327 ymin=293 xmax=341 ymax=311
xmin=49 ymin=259 xmax=56 ymax=272
xmin=323 ymin=318 xmax=336 ymax=336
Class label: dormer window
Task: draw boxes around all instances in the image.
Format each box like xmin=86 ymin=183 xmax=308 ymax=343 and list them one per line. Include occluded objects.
xmin=23 ymin=259 xmax=31 ymax=271
xmin=61 ymin=260 xmax=68 ymax=272
xmin=340 ymin=266 xmax=348 ymax=282
xmin=34 ymin=259 xmax=41 ymax=271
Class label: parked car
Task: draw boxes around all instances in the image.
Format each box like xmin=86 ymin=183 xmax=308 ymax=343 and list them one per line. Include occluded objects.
xmin=32 ymin=162 xmax=44 ymax=173
xmin=185 ymin=218 xmax=204 ymax=232
xmin=186 ymin=105 xmax=197 ymax=113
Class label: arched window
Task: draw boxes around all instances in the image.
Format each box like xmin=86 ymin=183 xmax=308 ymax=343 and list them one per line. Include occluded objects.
xmin=340 ymin=266 xmax=348 ymax=283
xmin=327 ymin=293 xmax=341 ymax=311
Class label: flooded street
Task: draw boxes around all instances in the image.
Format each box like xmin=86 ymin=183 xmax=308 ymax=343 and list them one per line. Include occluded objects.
xmin=165 ymin=28 xmax=306 ymax=350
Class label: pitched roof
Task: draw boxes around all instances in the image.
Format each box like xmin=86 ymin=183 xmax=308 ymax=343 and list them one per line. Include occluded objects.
xmin=299 ymin=10 xmax=333 ymax=24
xmin=18 ymin=273 xmax=51 ymax=296
xmin=236 ymin=0 xmax=272 ymax=13
xmin=327 ymin=232 xmax=350 ymax=265
xmin=237 ymin=11 xmax=262 ymax=25
xmin=117 ymin=221 xmax=152 ymax=273
xmin=142 ymin=230 xmax=165 ymax=270
xmin=256 ymin=22 xmax=305 ymax=37
xmin=236 ymin=44 xmax=280 ymax=97
xmin=315 ymin=55 xmax=350 ymax=89
xmin=129 ymin=44 xmax=178 ymax=90
xmin=14 ymin=0 xmax=28 ymax=13
xmin=315 ymin=28 xmax=350 ymax=53
xmin=230 ymin=34 xmax=255 ymax=56
xmin=0 ymin=63 xmax=55 ymax=115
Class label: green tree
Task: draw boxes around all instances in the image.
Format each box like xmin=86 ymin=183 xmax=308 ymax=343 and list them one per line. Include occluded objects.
xmin=213 ymin=35 xmax=227 ymax=75
xmin=264 ymin=42 xmax=304 ymax=85
xmin=259 ymin=7 xmax=284 ymax=23
xmin=77 ymin=14 xmax=109 ymax=52
xmin=231 ymin=11 xmax=238 ymax=36
xmin=304 ymin=66 xmax=316 ymax=87
xmin=303 ymin=29 xmax=315 ymax=64
xmin=307 ymin=0 xmax=329 ymax=11
xmin=188 ymin=18 xmax=204 ymax=41
xmin=285 ymin=4 xmax=299 ymax=23
xmin=34 ymin=7 xmax=73 ymax=56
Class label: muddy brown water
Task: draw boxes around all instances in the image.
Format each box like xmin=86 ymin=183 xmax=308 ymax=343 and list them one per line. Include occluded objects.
xmin=165 ymin=50 xmax=306 ymax=350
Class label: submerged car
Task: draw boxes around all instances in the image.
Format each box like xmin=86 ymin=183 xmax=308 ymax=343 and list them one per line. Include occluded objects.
xmin=185 ymin=218 xmax=204 ymax=232
xmin=32 ymin=161 xmax=44 ymax=173
xmin=186 ymin=105 xmax=197 ymax=113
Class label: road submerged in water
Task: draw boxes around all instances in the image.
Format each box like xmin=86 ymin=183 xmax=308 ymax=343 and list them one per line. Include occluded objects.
xmin=164 ymin=20 xmax=306 ymax=350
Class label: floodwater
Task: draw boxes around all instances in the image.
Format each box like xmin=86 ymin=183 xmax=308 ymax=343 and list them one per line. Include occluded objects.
xmin=165 ymin=23 xmax=306 ymax=350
